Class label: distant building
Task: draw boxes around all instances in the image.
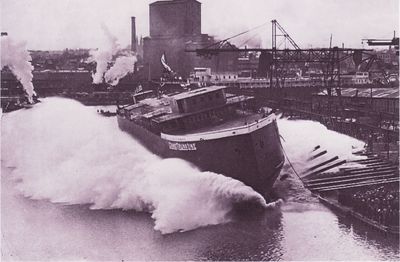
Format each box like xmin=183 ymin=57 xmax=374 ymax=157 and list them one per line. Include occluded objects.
xmin=237 ymin=52 xmax=259 ymax=77
xmin=341 ymin=72 xmax=372 ymax=86
xmin=376 ymin=48 xmax=398 ymax=65
xmin=149 ymin=0 xmax=201 ymax=37
xmin=143 ymin=0 xmax=237 ymax=79
xmin=189 ymin=68 xmax=238 ymax=85
xmin=312 ymin=87 xmax=399 ymax=121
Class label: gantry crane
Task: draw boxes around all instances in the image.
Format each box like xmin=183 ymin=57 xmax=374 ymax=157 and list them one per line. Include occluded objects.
xmin=188 ymin=19 xmax=371 ymax=94
xmin=363 ymin=31 xmax=399 ymax=52
xmin=361 ymin=32 xmax=399 ymax=85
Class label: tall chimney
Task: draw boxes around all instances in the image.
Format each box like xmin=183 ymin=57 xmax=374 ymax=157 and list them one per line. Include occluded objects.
xmin=131 ymin=16 xmax=137 ymax=52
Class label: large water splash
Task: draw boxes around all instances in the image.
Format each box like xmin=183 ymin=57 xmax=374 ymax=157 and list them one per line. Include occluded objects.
xmin=1 ymin=98 xmax=269 ymax=234
xmin=277 ymin=118 xmax=366 ymax=175
xmin=0 ymin=36 xmax=35 ymax=102
xmin=1 ymin=99 xmax=367 ymax=233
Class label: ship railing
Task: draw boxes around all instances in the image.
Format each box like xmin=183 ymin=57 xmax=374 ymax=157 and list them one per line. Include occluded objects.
xmin=161 ymin=114 xmax=276 ymax=142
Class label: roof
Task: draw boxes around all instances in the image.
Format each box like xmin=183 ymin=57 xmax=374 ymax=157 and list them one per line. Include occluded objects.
xmin=315 ymin=88 xmax=399 ymax=99
xmin=152 ymin=95 xmax=252 ymax=123
xmin=171 ymin=86 xmax=226 ymax=101
xmin=122 ymin=103 xmax=146 ymax=111
xmin=150 ymin=0 xmax=200 ymax=6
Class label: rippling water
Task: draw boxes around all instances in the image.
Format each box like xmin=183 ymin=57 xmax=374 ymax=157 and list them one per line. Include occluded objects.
xmin=1 ymin=98 xmax=399 ymax=261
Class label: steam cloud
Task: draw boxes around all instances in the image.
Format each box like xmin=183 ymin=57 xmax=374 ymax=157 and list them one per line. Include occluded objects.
xmin=2 ymin=98 xmax=271 ymax=234
xmin=88 ymin=25 xmax=137 ymax=85
xmin=1 ymin=36 xmax=35 ymax=103
xmin=88 ymin=24 xmax=120 ymax=84
xmin=104 ymin=54 xmax=137 ymax=86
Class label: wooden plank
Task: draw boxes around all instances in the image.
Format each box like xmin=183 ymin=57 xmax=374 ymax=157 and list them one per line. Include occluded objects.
xmin=305 ymin=169 xmax=396 ymax=184
xmin=305 ymin=156 xmax=339 ymax=172
xmin=311 ymin=178 xmax=399 ymax=192
xmin=352 ymin=157 xmax=379 ymax=163
xmin=306 ymin=173 xmax=396 ymax=188
xmin=365 ymin=162 xmax=393 ymax=168
xmin=308 ymin=150 xmax=327 ymax=161
xmin=347 ymin=166 xmax=397 ymax=175
xmin=304 ymin=160 xmax=347 ymax=177
xmin=336 ymin=166 xmax=396 ymax=176
xmin=353 ymin=159 xmax=383 ymax=165
xmin=316 ymin=180 xmax=399 ymax=192
xmin=311 ymin=145 xmax=321 ymax=152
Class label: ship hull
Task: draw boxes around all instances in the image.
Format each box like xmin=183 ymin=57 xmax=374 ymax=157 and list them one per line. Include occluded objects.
xmin=117 ymin=115 xmax=285 ymax=195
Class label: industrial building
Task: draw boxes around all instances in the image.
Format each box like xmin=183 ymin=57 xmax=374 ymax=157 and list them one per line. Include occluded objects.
xmin=143 ymin=0 xmax=237 ymax=79
xmin=312 ymin=87 xmax=399 ymax=124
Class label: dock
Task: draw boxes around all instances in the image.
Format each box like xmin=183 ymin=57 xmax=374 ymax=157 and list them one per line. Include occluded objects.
xmin=302 ymin=149 xmax=399 ymax=235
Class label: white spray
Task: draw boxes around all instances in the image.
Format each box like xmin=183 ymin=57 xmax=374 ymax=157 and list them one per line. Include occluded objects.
xmin=2 ymin=98 xmax=270 ymax=234
xmin=88 ymin=24 xmax=120 ymax=84
xmin=277 ymin=118 xmax=366 ymax=176
xmin=0 ymin=36 xmax=35 ymax=103
xmin=104 ymin=54 xmax=137 ymax=86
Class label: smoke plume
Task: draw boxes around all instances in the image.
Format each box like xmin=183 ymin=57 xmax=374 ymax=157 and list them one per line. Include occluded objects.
xmin=1 ymin=36 xmax=35 ymax=102
xmin=104 ymin=54 xmax=137 ymax=86
xmin=88 ymin=24 xmax=120 ymax=84
xmin=2 ymin=98 xmax=271 ymax=234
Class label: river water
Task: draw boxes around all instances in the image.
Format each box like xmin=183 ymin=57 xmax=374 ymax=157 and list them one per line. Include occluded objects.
xmin=1 ymin=98 xmax=399 ymax=261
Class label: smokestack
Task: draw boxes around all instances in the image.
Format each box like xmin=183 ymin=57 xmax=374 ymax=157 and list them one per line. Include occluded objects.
xmin=131 ymin=16 xmax=136 ymax=52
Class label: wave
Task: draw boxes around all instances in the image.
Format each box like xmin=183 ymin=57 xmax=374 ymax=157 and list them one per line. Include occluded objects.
xmin=1 ymin=98 xmax=270 ymax=234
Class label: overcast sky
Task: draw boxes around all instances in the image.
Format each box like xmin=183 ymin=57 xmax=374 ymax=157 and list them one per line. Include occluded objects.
xmin=1 ymin=0 xmax=399 ymax=50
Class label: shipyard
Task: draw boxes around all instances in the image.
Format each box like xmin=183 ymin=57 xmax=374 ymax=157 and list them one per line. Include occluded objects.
xmin=1 ymin=0 xmax=399 ymax=261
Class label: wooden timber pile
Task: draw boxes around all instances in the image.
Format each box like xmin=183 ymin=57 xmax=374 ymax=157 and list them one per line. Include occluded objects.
xmin=299 ymin=147 xmax=399 ymax=234
xmin=304 ymin=151 xmax=399 ymax=193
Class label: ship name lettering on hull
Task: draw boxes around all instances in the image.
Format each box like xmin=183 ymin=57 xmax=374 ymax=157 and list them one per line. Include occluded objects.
xmin=168 ymin=142 xmax=197 ymax=151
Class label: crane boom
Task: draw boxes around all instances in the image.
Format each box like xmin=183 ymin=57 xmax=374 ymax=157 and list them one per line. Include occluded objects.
xmin=272 ymin=20 xmax=300 ymax=50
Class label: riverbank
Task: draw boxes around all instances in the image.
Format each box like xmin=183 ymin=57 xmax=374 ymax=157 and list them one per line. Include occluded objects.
xmin=318 ymin=194 xmax=399 ymax=235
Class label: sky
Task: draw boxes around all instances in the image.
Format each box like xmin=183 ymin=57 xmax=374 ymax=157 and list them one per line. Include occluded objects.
xmin=1 ymin=0 xmax=399 ymax=50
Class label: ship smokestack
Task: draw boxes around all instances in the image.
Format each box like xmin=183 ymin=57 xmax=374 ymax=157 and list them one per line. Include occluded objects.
xmin=131 ymin=16 xmax=137 ymax=52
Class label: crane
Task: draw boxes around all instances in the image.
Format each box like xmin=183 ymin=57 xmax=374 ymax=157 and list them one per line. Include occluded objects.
xmin=188 ymin=19 xmax=370 ymax=91
xmin=362 ymin=31 xmax=399 ymax=55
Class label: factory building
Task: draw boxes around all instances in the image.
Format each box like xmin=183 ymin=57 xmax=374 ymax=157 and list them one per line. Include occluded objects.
xmin=149 ymin=0 xmax=201 ymax=37
xmin=312 ymin=87 xmax=399 ymax=123
xmin=143 ymin=0 xmax=237 ymax=79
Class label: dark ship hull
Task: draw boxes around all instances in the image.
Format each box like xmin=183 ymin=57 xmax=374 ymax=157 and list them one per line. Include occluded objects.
xmin=117 ymin=113 xmax=285 ymax=195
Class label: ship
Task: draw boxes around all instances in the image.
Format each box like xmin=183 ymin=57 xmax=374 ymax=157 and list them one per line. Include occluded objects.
xmin=117 ymin=85 xmax=285 ymax=196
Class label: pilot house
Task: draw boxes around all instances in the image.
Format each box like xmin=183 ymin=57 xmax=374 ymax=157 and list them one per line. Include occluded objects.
xmin=120 ymin=86 xmax=255 ymax=135
xmin=152 ymin=86 xmax=253 ymax=134
xmin=170 ymin=86 xmax=227 ymax=114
